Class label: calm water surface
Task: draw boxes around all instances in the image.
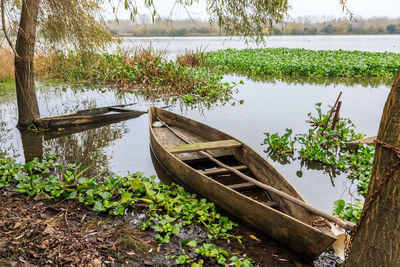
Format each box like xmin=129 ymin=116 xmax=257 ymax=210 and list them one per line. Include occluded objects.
xmin=121 ymin=35 xmax=400 ymax=57
xmin=0 ymin=36 xmax=395 ymax=213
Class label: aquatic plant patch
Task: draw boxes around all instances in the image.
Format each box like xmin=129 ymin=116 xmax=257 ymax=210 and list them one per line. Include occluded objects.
xmin=0 ymin=151 xmax=252 ymax=266
xmin=203 ymin=48 xmax=400 ymax=78
xmin=35 ymin=49 xmax=235 ymax=105
xmin=262 ymin=103 xmax=374 ymax=222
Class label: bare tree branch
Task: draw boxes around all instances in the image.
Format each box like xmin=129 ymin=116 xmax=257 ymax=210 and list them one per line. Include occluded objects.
xmin=1 ymin=0 xmax=19 ymax=58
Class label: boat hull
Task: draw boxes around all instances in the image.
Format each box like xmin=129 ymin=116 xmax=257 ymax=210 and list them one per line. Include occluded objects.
xmin=149 ymin=107 xmax=336 ymax=259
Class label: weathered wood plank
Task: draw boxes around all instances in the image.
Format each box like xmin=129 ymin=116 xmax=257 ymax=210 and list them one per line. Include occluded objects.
xmin=152 ymin=127 xmax=231 ymax=161
xmin=346 ymin=136 xmax=376 ymax=151
xmin=200 ymin=165 xmax=247 ymax=176
xmin=227 ymin=182 xmax=257 ymax=190
xmin=167 ymin=139 xmax=241 ymax=153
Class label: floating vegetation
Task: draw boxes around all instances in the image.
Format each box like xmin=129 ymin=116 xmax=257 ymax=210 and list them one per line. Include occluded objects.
xmin=0 ymin=151 xmax=252 ymax=266
xmin=262 ymin=103 xmax=375 ymax=222
xmin=203 ymin=48 xmax=400 ymax=78
xmin=35 ymin=48 xmax=235 ymax=105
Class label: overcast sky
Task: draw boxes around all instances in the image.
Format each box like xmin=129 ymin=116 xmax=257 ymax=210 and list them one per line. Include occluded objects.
xmin=104 ymin=0 xmax=400 ymax=21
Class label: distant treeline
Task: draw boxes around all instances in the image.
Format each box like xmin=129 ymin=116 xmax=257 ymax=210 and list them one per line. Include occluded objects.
xmin=107 ymin=16 xmax=400 ymax=37
xmin=107 ymin=18 xmax=221 ymax=37
xmin=279 ymin=17 xmax=400 ymax=35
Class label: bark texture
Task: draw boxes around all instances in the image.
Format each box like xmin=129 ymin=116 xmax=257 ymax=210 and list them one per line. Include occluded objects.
xmin=14 ymin=0 xmax=41 ymax=128
xmin=346 ymin=71 xmax=400 ymax=266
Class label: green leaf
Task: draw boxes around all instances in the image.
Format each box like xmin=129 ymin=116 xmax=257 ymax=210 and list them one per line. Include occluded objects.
xmin=120 ymin=191 xmax=132 ymax=204
xmin=187 ymin=240 xmax=197 ymax=248
xmin=176 ymin=255 xmax=188 ymax=264
xmin=69 ymin=191 xmax=77 ymax=199
xmin=171 ymin=224 xmax=180 ymax=234
xmin=99 ymin=192 xmax=112 ymax=200
xmin=333 ymin=199 xmax=346 ymax=215
xmin=24 ymin=162 xmax=34 ymax=172
xmin=78 ymin=177 xmax=90 ymax=185
xmin=131 ymin=177 xmax=144 ymax=191
xmin=93 ymin=200 xmax=106 ymax=212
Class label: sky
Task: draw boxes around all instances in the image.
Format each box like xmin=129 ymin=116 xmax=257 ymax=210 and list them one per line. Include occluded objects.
xmin=104 ymin=0 xmax=400 ymax=21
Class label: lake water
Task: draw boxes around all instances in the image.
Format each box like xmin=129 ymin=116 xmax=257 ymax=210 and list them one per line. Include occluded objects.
xmin=0 ymin=35 xmax=396 ymax=214
xmin=120 ymin=35 xmax=400 ymax=57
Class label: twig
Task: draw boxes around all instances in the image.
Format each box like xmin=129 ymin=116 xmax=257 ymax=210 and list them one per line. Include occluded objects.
xmin=64 ymin=205 xmax=70 ymax=231
xmin=321 ymin=91 xmax=342 ymax=135
xmin=1 ymin=0 xmax=19 ymax=58
xmin=331 ymin=101 xmax=342 ymax=131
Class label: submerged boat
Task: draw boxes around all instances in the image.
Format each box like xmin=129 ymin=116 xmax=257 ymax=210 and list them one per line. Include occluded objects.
xmin=35 ymin=104 xmax=147 ymax=129
xmin=149 ymin=106 xmax=337 ymax=259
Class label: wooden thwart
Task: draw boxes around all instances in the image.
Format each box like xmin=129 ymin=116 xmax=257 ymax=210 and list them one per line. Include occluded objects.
xmin=228 ymin=182 xmax=257 ymax=190
xmin=200 ymin=165 xmax=247 ymax=176
xmin=167 ymin=139 xmax=241 ymax=153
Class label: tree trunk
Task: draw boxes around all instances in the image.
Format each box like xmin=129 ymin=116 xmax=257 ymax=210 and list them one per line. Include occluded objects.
xmin=346 ymin=71 xmax=400 ymax=266
xmin=14 ymin=0 xmax=41 ymax=129
xmin=19 ymin=130 xmax=43 ymax=163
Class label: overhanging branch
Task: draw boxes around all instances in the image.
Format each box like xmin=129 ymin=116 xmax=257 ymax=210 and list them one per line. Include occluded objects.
xmin=1 ymin=0 xmax=19 ymax=58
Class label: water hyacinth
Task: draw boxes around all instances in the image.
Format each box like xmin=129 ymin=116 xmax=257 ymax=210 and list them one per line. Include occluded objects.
xmin=203 ymin=48 xmax=400 ymax=78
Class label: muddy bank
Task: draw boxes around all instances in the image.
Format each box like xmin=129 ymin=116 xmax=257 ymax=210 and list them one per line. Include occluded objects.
xmin=0 ymin=190 xmax=340 ymax=266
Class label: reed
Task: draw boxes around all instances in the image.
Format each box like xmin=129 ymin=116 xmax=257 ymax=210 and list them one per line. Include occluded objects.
xmin=0 ymin=47 xmax=14 ymax=81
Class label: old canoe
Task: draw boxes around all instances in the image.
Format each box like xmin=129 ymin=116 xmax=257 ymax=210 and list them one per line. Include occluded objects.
xmin=148 ymin=106 xmax=337 ymax=259
xmin=34 ymin=104 xmax=147 ymax=129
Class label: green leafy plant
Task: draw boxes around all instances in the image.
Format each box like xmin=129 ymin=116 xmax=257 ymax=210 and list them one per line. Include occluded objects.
xmin=0 ymin=151 xmax=252 ymax=265
xmin=35 ymin=48 xmax=235 ymax=105
xmin=176 ymin=240 xmax=253 ymax=266
xmin=263 ymin=103 xmax=374 ymax=223
xmin=203 ymin=48 xmax=400 ymax=78
xmin=333 ymin=199 xmax=363 ymax=223
xmin=263 ymin=128 xmax=295 ymax=155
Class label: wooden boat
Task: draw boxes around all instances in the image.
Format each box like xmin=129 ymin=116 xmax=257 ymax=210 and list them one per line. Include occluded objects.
xmin=34 ymin=104 xmax=147 ymax=129
xmin=149 ymin=106 xmax=337 ymax=259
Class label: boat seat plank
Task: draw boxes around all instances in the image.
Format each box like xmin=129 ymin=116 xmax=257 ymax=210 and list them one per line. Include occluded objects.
xmin=167 ymin=139 xmax=241 ymax=154
xmin=152 ymin=127 xmax=232 ymax=161
xmin=227 ymin=182 xmax=257 ymax=190
xmin=200 ymin=165 xmax=247 ymax=176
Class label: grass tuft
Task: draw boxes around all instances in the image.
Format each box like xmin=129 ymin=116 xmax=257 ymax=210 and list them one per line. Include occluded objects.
xmin=176 ymin=50 xmax=205 ymax=67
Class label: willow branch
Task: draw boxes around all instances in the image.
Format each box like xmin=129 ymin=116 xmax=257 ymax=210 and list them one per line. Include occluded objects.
xmin=1 ymin=0 xmax=18 ymax=58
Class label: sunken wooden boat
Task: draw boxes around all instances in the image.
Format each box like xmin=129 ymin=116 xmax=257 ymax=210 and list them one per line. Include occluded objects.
xmin=34 ymin=104 xmax=147 ymax=130
xmin=149 ymin=107 xmax=337 ymax=259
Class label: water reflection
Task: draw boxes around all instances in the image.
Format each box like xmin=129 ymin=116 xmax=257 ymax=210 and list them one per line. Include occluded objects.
xmin=226 ymin=71 xmax=395 ymax=88
xmin=42 ymin=122 xmax=129 ymax=177
xmin=265 ymin=149 xmax=343 ymax=185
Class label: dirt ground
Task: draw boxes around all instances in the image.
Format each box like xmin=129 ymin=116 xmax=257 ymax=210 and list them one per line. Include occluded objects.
xmin=0 ymin=190 xmax=340 ymax=266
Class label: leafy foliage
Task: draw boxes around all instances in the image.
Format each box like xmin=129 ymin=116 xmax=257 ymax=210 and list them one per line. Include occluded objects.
xmin=332 ymin=199 xmax=363 ymax=224
xmin=203 ymin=48 xmax=400 ymax=78
xmin=35 ymin=49 xmax=234 ymax=104
xmin=176 ymin=241 xmax=253 ymax=266
xmin=263 ymin=128 xmax=295 ymax=155
xmin=262 ymin=103 xmax=375 ymax=222
xmin=0 ymin=152 xmax=252 ymax=264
